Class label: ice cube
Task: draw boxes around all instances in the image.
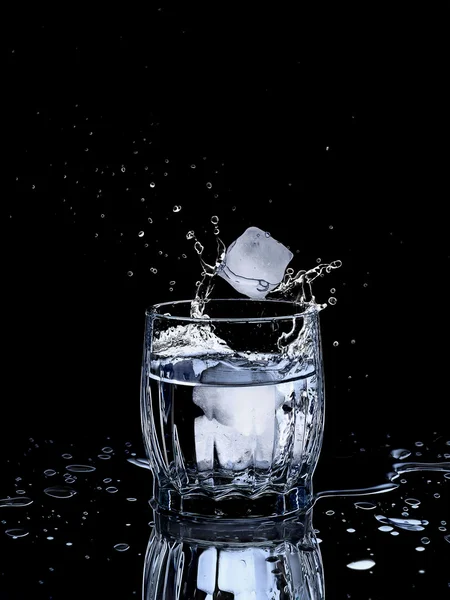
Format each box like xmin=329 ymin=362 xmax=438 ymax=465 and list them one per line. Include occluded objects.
xmin=193 ymin=384 xmax=284 ymax=471
xmin=218 ymin=548 xmax=274 ymax=597
xmin=218 ymin=226 xmax=293 ymax=299
xmin=197 ymin=547 xmax=217 ymax=596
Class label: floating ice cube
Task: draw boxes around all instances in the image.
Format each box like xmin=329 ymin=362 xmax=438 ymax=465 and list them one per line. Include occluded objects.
xmin=193 ymin=383 xmax=284 ymax=471
xmin=218 ymin=226 xmax=293 ymax=299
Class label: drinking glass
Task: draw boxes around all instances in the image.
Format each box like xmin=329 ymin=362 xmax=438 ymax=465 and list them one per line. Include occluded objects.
xmin=143 ymin=508 xmax=324 ymax=599
xmin=141 ymin=299 xmax=325 ymax=518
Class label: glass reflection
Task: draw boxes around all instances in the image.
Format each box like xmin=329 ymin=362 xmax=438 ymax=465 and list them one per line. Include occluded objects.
xmin=143 ymin=508 xmax=324 ymax=599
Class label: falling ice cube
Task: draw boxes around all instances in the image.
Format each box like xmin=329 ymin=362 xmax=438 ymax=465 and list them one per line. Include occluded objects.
xmin=218 ymin=226 xmax=293 ymax=298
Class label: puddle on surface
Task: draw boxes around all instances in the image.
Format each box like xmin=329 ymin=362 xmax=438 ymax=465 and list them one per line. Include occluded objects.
xmin=0 ymin=434 xmax=448 ymax=597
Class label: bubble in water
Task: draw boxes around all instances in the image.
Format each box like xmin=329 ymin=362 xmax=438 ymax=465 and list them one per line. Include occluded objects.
xmin=44 ymin=487 xmax=77 ymax=499
xmin=347 ymin=559 xmax=375 ymax=571
xmin=214 ymin=227 xmax=220 ymax=235
xmin=316 ymin=258 xmax=322 ymax=264
xmin=194 ymin=241 xmax=204 ymax=255
xmin=127 ymin=271 xmax=133 ymax=277
xmin=328 ymin=297 xmax=337 ymax=305
xmin=186 ymin=230 xmax=195 ymax=240
xmin=150 ymin=268 xmax=157 ymax=274
xmin=169 ymin=280 xmax=176 ymax=285
xmin=181 ymin=254 xmax=187 ymax=258
xmin=333 ymin=341 xmax=339 ymax=347
xmin=415 ymin=441 xmax=424 ymax=447
xmin=148 ymin=217 xmax=153 ymax=224
xmin=351 ymin=339 xmax=356 ymax=344
xmin=206 ymin=182 xmax=212 ymax=189
xmin=173 ymin=205 xmax=182 ymax=212
xmin=6 ymin=528 xmax=29 ymax=539
xmin=100 ymin=214 xmax=105 ymax=218
xmin=329 ymin=225 xmax=334 ymax=229
xmin=138 ymin=231 xmax=144 ymax=237
xmin=114 ymin=543 xmax=130 ymax=552
xmin=150 ymin=182 xmax=155 ymax=188
xmin=211 ymin=215 xmax=219 ymax=224
xmin=190 ymin=164 xmax=196 ymax=169
xmin=421 ymin=537 xmax=430 ymax=544
xmin=66 ymin=465 xmax=96 ymax=473
xmin=330 ymin=288 xmax=336 ymax=294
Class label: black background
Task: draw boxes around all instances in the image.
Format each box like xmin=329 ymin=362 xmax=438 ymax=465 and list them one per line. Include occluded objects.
xmin=4 ymin=6 xmax=449 ymax=599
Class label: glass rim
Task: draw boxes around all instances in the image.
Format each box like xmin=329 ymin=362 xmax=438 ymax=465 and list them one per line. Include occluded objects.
xmin=146 ymin=298 xmax=318 ymax=323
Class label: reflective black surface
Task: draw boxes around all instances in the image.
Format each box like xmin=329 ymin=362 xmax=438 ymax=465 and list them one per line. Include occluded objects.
xmin=5 ymin=8 xmax=448 ymax=599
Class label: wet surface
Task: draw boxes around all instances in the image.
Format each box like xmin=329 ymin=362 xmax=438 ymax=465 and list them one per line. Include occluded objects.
xmin=1 ymin=433 xmax=448 ymax=598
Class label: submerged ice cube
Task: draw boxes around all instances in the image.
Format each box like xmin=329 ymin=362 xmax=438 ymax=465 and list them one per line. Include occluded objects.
xmin=193 ymin=383 xmax=284 ymax=471
xmin=218 ymin=226 xmax=293 ymax=299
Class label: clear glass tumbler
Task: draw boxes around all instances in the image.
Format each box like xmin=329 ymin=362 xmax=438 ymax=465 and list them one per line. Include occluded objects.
xmin=141 ymin=299 xmax=325 ymax=518
xmin=143 ymin=508 xmax=324 ymax=599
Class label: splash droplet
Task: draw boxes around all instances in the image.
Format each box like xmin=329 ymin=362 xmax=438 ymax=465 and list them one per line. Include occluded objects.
xmin=173 ymin=205 xmax=182 ymax=213
xmin=127 ymin=271 xmax=133 ymax=277
xmin=211 ymin=215 xmax=219 ymax=224
xmin=328 ymin=297 xmax=337 ymax=305
xmin=150 ymin=268 xmax=157 ymax=274
xmin=333 ymin=341 xmax=339 ymax=347
xmin=138 ymin=231 xmax=144 ymax=237
xmin=206 ymin=182 xmax=212 ymax=189
xmin=150 ymin=182 xmax=155 ymax=188
xmin=390 ymin=448 xmax=411 ymax=460
xmin=186 ymin=231 xmax=195 ymax=240
xmin=347 ymin=559 xmax=375 ymax=571
xmin=148 ymin=217 xmax=153 ymax=224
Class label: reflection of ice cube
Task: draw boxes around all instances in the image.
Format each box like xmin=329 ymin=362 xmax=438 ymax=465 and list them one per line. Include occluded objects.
xmin=193 ymin=384 xmax=284 ymax=471
xmin=197 ymin=548 xmax=217 ymax=596
xmin=218 ymin=226 xmax=293 ymax=299
xmin=218 ymin=548 xmax=273 ymax=598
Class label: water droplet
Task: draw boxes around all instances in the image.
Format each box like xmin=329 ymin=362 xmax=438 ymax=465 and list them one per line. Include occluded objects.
xmin=351 ymin=339 xmax=356 ymax=344
xmin=173 ymin=205 xmax=182 ymax=212
xmin=420 ymin=537 xmax=430 ymax=544
xmin=390 ymin=448 xmax=412 ymax=460
xmin=114 ymin=543 xmax=130 ymax=552
xmin=347 ymin=559 xmax=375 ymax=571
xmin=330 ymin=288 xmax=336 ymax=294
xmin=106 ymin=486 xmax=118 ymax=494
xmin=346 ymin=528 xmax=356 ymax=533
xmin=232 ymin=206 xmax=236 ymax=211
xmin=150 ymin=182 xmax=155 ymax=188
xmin=150 ymin=268 xmax=157 ymax=274
xmin=211 ymin=215 xmax=219 ymax=224
xmin=61 ymin=454 xmax=72 ymax=460
xmin=169 ymin=280 xmax=176 ymax=285
xmin=328 ymin=297 xmax=337 ymax=305
xmin=405 ymin=498 xmax=421 ymax=507
xmin=44 ymin=487 xmax=77 ymax=499
xmin=378 ymin=525 xmax=394 ymax=532
xmin=433 ymin=493 xmax=440 ymax=498
xmin=127 ymin=271 xmax=133 ymax=277
xmin=415 ymin=546 xmax=425 ymax=552
xmin=186 ymin=230 xmax=195 ymax=240
xmin=390 ymin=531 xmax=399 ymax=536
xmin=194 ymin=241 xmax=204 ymax=254
xmin=138 ymin=231 xmax=144 ymax=237
xmin=214 ymin=227 xmax=220 ymax=235
xmin=47 ymin=536 xmax=54 ymax=540
xmin=6 ymin=528 xmax=29 ymax=539
xmin=44 ymin=469 xmax=56 ymax=477
xmin=190 ymin=164 xmax=196 ymax=169
xmin=354 ymin=502 xmax=377 ymax=510
xmin=126 ymin=497 xmax=137 ymax=502
xmin=333 ymin=341 xmax=339 ymax=347
xmin=98 ymin=454 xmax=111 ymax=460
xmin=0 ymin=497 xmax=33 ymax=508
xmin=206 ymin=182 xmax=212 ymax=189
xmin=375 ymin=515 xmax=427 ymax=531
xmin=65 ymin=465 xmax=96 ymax=474
xmin=126 ymin=457 xmax=151 ymax=470
xmin=325 ymin=510 xmax=335 ymax=516
xmin=147 ymin=217 xmax=153 ymax=224
xmin=121 ymin=166 xmax=126 ymax=173
xmin=415 ymin=441 xmax=424 ymax=447
xmin=329 ymin=225 xmax=333 ymax=229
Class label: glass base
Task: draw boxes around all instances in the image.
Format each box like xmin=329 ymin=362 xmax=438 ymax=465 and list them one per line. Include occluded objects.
xmin=151 ymin=480 xmax=312 ymax=519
